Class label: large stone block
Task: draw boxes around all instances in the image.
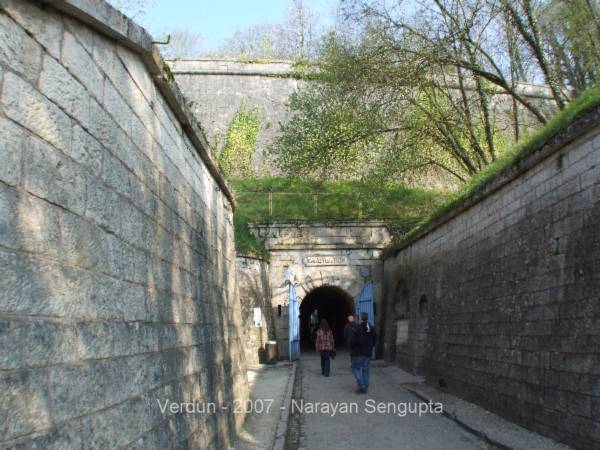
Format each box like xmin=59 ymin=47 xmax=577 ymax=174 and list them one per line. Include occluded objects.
xmin=2 ymin=0 xmax=63 ymax=59
xmin=0 ymin=115 xmax=25 ymax=186
xmin=61 ymin=31 xmax=104 ymax=102
xmin=2 ymin=72 xmax=72 ymax=154
xmin=71 ymin=125 xmax=104 ymax=174
xmin=59 ymin=209 xmax=108 ymax=270
xmin=2 ymin=254 xmax=93 ymax=319
xmin=63 ymin=15 xmax=94 ymax=53
xmin=103 ymin=79 xmax=132 ymax=137
xmin=49 ymin=353 xmax=162 ymax=423
xmin=0 ymin=369 xmax=51 ymax=441
xmin=0 ymin=252 xmax=44 ymax=315
xmin=15 ymin=192 xmax=61 ymax=258
xmin=116 ymin=45 xmax=155 ymax=104
xmin=0 ymin=318 xmax=22 ymax=370
xmin=94 ymin=276 xmax=148 ymax=321
xmin=74 ymin=396 xmax=157 ymax=448
xmin=101 ymin=149 xmax=132 ymax=198
xmin=77 ymin=321 xmax=160 ymax=361
xmin=0 ymin=184 xmax=19 ymax=250
xmin=0 ymin=12 xmax=41 ymax=83
xmin=130 ymin=114 xmax=154 ymax=156
xmin=87 ymin=98 xmax=119 ymax=150
xmin=19 ymin=319 xmax=79 ymax=368
xmin=119 ymin=201 xmax=145 ymax=247
xmin=39 ymin=55 xmax=91 ymax=129
xmin=84 ymin=177 xmax=121 ymax=234
xmin=23 ymin=135 xmax=86 ymax=215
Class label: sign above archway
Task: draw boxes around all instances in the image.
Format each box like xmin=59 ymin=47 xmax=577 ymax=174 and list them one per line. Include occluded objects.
xmin=304 ymin=255 xmax=349 ymax=266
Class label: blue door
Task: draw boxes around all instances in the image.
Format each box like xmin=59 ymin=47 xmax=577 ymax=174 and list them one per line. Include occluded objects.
xmin=355 ymin=280 xmax=374 ymax=323
xmin=288 ymin=282 xmax=300 ymax=360
xmin=355 ymin=266 xmax=374 ymax=323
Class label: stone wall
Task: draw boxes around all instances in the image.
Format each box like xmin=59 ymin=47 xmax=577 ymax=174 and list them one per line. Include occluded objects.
xmin=169 ymin=60 xmax=307 ymax=174
xmin=236 ymin=256 xmax=274 ymax=365
xmin=382 ymin=107 xmax=600 ymax=448
xmin=0 ymin=0 xmax=247 ymax=447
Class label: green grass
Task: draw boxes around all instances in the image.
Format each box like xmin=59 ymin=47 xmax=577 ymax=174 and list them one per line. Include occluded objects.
xmin=232 ymin=177 xmax=447 ymax=258
xmin=384 ymin=84 xmax=600 ymax=257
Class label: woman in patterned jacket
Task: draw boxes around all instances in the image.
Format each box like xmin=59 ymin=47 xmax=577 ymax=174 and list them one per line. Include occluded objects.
xmin=315 ymin=319 xmax=335 ymax=376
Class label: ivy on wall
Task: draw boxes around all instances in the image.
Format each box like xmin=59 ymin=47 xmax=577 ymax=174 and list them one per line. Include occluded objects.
xmin=218 ymin=104 xmax=260 ymax=178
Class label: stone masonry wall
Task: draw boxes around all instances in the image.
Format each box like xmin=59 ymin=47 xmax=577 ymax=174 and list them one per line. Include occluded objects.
xmin=169 ymin=60 xmax=306 ymax=174
xmin=382 ymin=108 xmax=600 ymax=448
xmin=236 ymin=256 xmax=274 ymax=365
xmin=168 ymin=61 xmax=302 ymax=147
xmin=0 ymin=0 xmax=247 ymax=447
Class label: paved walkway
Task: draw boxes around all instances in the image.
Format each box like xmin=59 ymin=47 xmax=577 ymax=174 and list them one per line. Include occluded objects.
xmin=233 ymin=352 xmax=570 ymax=450
xmin=296 ymin=351 xmax=486 ymax=450
xmin=234 ymin=362 xmax=294 ymax=450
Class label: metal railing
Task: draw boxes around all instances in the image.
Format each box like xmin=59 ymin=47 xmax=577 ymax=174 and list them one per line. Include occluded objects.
xmin=235 ymin=191 xmax=429 ymax=224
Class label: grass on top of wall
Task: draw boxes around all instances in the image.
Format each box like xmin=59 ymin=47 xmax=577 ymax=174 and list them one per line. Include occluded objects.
xmin=232 ymin=177 xmax=447 ymax=259
xmin=384 ymin=84 xmax=600 ymax=258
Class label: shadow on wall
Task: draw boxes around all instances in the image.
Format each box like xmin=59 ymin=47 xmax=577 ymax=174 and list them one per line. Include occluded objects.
xmin=382 ymin=277 xmax=431 ymax=376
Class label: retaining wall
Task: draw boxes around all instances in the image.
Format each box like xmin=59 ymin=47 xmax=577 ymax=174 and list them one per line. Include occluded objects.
xmin=0 ymin=0 xmax=247 ymax=447
xmin=382 ymin=107 xmax=600 ymax=448
xmin=169 ymin=60 xmax=306 ymax=174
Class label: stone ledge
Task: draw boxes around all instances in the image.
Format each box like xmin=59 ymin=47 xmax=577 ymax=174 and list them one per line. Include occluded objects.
xmin=37 ymin=0 xmax=235 ymax=208
xmin=169 ymin=59 xmax=295 ymax=76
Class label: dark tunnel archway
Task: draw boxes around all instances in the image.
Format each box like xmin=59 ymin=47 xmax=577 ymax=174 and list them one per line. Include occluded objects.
xmin=300 ymin=285 xmax=354 ymax=350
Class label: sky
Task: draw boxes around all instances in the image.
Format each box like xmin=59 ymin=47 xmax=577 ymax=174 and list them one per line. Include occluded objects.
xmin=137 ymin=0 xmax=337 ymax=51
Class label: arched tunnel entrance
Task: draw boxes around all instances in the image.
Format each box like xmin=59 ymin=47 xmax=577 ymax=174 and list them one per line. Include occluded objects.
xmin=300 ymin=286 xmax=354 ymax=350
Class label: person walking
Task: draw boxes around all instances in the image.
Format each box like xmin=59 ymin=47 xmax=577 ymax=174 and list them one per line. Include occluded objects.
xmin=309 ymin=309 xmax=319 ymax=345
xmin=343 ymin=315 xmax=355 ymax=365
xmin=350 ymin=312 xmax=377 ymax=393
xmin=343 ymin=315 xmax=355 ymax=347
xmin=315 ymin=319 xmax=335 ymax=377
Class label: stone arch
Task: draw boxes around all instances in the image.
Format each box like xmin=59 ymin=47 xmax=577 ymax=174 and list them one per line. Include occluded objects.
xmin=299 ymin=285 xmax=355 ymax=350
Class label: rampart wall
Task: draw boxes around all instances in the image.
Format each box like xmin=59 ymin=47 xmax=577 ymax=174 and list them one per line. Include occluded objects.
xmin=382 ymin=106 xmax=600 ymax=449
xmin=0 ymin=1 xmax=247 ymax=447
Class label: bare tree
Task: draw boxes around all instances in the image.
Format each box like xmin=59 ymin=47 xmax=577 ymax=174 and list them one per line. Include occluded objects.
xmin=160 ymin=28 xmax=204 ymax=59
xmin=205 ymin=0 xmax=324 ymax=60
xmin=107 ymin=0 xmax=155 ymax=22
xmin=285 ymin=0 xmax=322 ymax=60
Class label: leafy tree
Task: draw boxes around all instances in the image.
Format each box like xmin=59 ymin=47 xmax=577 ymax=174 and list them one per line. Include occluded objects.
xmin=272 ymin=0 xmax=599 ymax=183
xmin=537 ymin=0 xmax=600 ymax=96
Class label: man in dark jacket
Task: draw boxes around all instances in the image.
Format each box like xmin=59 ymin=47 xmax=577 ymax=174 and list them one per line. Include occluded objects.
xmin=350 ymin=312 xmax=377 ymax=394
